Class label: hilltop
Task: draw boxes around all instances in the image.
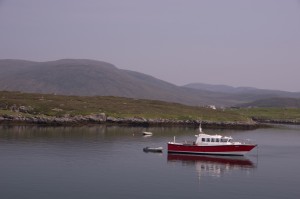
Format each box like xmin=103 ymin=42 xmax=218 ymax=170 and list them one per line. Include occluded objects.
xmin=0 ymin=59 xmax=233 ymax=106
xmin=1 ymin=59 xmax=300 ymax=107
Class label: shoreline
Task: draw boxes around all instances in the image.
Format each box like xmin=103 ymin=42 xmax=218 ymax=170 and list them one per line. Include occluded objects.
xmin=0 ymin=114 xmax=270 ymax=129
xmin=252 ymin=117 xmax=300 ymax=125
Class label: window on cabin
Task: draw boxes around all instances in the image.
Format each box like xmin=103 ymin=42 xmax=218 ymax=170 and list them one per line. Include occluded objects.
xmin=221 ymin=139 xmax=228 ymax=142
xmin=206 ymin=138 xmax=210 ymax=142
xmin=202 ymin=138 xmax=205 ymax=142
xmin=216 ymin=138 xmax=220 ymax=142
xmin=211 ymin=138 xmax=215 ymax=142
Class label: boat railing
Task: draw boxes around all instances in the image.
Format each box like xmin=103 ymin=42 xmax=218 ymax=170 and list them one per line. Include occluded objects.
xmin=183 ymin=140 xmax=196 ymax=146
xmin=231 ymin=138 xmax=255 ymax=145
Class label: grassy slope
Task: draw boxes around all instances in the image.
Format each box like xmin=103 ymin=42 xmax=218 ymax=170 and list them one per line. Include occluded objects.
xmin=2 ymin=91 xmax=300 ymax=123
xmin=0 ymin=91 xmax=249 ymax=122
xmin=239 ymin=97 xmax=300 ymax=108
xmin=235 ymin=108 xmax=300 ymax=121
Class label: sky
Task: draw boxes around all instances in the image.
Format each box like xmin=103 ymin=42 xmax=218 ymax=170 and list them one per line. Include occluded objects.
xmin=0 ymin=0 xmax=300 ymax=92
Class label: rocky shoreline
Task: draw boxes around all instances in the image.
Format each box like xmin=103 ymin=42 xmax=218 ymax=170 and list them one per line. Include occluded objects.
xmin=252 ymin=117 xmax=300 ymax=125
xmin=0 ymin=113 xmax=267 ymax=129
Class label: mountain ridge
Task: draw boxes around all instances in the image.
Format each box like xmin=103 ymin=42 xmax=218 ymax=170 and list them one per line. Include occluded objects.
xmin=1 ymin=59 xmax=300 ymax=107
xmin=238 ymin=97 xmax=300 ymax=108
xmin=183 ymin=82 xmax=299 ymax=94
xmin=0 ymin=59 xmax=231 ymax=106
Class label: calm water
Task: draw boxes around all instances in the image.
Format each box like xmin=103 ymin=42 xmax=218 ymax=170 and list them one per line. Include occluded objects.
xmin=0 ymin=125 xmax=300 ymax=199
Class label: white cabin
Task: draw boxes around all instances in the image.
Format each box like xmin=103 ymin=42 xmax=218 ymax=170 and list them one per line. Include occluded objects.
xmin=195 ymin=133 xmax=241 ymax=146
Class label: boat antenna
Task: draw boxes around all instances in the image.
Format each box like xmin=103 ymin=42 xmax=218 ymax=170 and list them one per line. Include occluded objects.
xmin=199 ymin=122 xmax=202 ymax=133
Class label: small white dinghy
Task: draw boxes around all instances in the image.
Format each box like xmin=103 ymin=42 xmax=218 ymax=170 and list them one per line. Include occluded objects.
xmin=143 ymin=147 xmax=163 ymax=153
xmin=142 ymin=132 xmax=153 ymax=136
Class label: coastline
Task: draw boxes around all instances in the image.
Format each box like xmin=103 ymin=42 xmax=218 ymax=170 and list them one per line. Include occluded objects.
xmin=0 ymin=113 xmax=268 ymax=129
xmin=1 ymin=92 xmax=299 ymax=129
xmin=252 ymin=117 xmax=300 ymax=125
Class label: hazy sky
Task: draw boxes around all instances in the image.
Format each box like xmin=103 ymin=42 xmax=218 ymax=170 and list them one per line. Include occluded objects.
xmin=0 ymin=0 xmax=300 ymax=92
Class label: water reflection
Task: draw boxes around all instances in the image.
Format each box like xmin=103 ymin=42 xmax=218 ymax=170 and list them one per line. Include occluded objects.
xmin=168 ymin=154 xmax=256 ymax=180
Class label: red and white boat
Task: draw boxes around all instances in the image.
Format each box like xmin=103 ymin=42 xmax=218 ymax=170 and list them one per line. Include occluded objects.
xmin=168 ymin=125 xmax=257 ymax=156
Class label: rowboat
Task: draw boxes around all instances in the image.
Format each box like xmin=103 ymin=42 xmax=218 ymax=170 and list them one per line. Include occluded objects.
xmin=143 ymin=147 xmax=163 ymax=153
xmin=142 ymin=132 xmax=153 ymax=136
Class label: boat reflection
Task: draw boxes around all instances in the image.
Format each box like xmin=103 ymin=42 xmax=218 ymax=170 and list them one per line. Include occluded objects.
xmin=168 ymin=154 xmax=256 ymax=179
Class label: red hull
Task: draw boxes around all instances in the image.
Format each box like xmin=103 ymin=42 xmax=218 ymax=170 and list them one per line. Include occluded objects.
xmin=168 ymin=143 xmax=257 ymax=156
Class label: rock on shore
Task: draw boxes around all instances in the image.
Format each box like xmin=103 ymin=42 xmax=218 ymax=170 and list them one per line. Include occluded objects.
xmin=0 ymin=113 xmax=107 ymax=125
xmin=0 ymin=113 xmax=261 ymax=129
xmin=106 ymin=116 xmax=260 ymax=129
xmin=252 ymin=117 xmax=300 ymax=125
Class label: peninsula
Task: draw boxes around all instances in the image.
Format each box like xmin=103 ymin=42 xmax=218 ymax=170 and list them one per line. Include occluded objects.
xmin=1 ymin=91 xmax=299 ymax=128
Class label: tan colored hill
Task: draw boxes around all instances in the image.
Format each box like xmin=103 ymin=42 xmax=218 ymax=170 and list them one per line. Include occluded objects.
xmin=0 ymin=59 xmax=236 ymax=106
xmin=1 ymin=59 xmax=300 ymax=107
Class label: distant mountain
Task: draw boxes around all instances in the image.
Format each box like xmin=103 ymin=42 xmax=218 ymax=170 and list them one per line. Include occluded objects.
xmin=183 ymin=83 xmax=258 ymax=93
xmin=184 ymin=82 xmax=300 ymax=106
xmin=1 ymin=59 xmax=300 ymax=107
xmin=238 ymin=98 xmax=300 ymax=108
xmin=0 ymin=59 xmax=234 ymax=106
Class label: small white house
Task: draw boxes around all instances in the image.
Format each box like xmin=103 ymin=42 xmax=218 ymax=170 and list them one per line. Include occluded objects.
xmin=208 ymin=105 xmax=216 ymax=110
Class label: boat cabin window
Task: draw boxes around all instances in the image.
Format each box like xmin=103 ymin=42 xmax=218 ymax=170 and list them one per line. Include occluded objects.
xmin=216 ymin=138 xmax=220 ymax=142
xmin=202 ymin=138 xmax=205 ymax=142
xmin=221 ymin=138 xmax=228 ymax=142
xmin=211 ymin=138 xmax=215 ymax=142
xmin=206 ymin=138 xmax=210 ymax=142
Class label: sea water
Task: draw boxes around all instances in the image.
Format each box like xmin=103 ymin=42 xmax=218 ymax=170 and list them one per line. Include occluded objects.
xmin=0 ymin=125 xmax=299 ymax=199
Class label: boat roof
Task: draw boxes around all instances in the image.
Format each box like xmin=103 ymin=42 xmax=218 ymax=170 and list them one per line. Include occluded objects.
xmin=196 ymin=133 xmax=232 ymax=139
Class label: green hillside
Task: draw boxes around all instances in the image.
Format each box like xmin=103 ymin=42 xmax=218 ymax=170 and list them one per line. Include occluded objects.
xmin=0 ymin=91 xmax=248 ymax=122
xmin=239 ymin=97 xmax=300 ymax=108
xmin=236 ymin=108 xmax=300 ymax=121
xmin=2 ymin=91 xmax=300 ymax=125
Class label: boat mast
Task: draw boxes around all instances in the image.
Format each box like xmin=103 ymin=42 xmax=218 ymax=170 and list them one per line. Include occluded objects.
xmin=199 ymin=122 xmax=203 ymax=133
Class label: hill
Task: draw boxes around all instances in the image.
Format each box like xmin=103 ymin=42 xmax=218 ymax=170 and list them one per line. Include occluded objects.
xmin=1 ymin=59 xmax=300 ymax=107
xmin=184 ymin=83 xmax=300 ymax=96
xmin=184 ymin=82 xmax=300 ymax=106
xmin=0 ymin=91 xmax=248 ymax=122
xmin=238 ymin=97 xmax=300 ymax=108
xmin=1 ymin=91 xmax=300 ymax=126
xmin=0 ymin=59 xmax=240 ymax=106
xmin=183 ymin=83 xmax=258 ymax=93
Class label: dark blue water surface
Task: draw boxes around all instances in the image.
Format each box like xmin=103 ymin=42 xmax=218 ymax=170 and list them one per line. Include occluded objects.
xmin=0 ymin=125 xmax=299 ymax=199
